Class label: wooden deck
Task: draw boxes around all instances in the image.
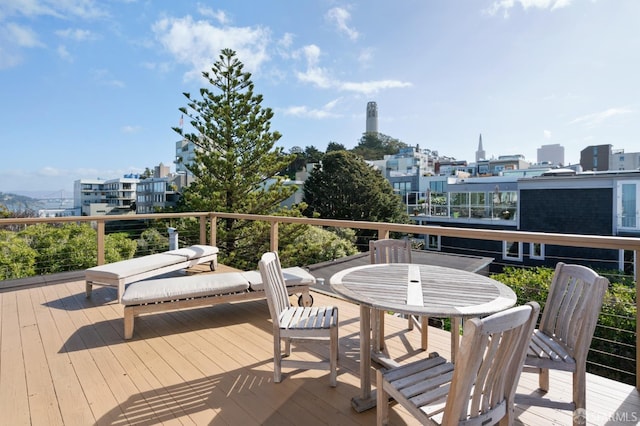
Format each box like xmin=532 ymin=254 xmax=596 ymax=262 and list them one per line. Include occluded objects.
xmin=1 ymin=275 xmax=639 ymax=425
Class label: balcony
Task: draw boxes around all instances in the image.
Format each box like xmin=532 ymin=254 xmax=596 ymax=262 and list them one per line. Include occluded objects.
xmin=1 ymin=212 xmax=639 ymax=424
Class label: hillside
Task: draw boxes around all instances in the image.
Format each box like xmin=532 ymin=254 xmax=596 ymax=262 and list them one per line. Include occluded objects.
xmin=0 ymin=192 xmax=44 ymax=213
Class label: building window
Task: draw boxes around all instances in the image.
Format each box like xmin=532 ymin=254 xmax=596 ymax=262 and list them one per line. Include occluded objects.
xmin=530 ymin=242 xmax=545 ymax=260
xmin=503 ymin=241 xmax=523 ymax=261
xmin=618 ymin=182 xmax=639 ymax=229
xmin=425 ymin=234 xmax=441 ymax=251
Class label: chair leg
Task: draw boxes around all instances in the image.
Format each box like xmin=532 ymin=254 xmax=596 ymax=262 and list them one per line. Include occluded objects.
xmin=376 ymin=369 xmax=389 ymax=426
xmin=573 ymin=366 xmax=586 ymax=413
xmin=330 ymin=326 xmax=338 ymax=387
xmin=372 ymin=308 xmax=385 ymax=352
xmin=420 ymin=316 xmax=429 ymax=351
xmin=408 ymin=315 xmax=414 ymax=330
xmin=539 ymin=368 xmax=549 ymax=392
xmin=284 ymin=338 xmax=291 ymax=357
xmin=273 ymin=333 xmax=282 ymax=383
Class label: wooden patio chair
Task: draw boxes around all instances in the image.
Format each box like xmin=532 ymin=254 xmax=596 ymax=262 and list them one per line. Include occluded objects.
xmin=377 ymin=302 xmax=540 ymax=426
xmin=258 ymin=251 xmax=338 ymax=386
xmin=515 ymin=262 xmax=609 ymax=425
xmin=370 ymin=239 xmax=429 ymax=351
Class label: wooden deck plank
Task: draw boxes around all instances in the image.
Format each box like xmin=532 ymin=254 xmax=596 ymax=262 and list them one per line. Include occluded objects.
xmin=29 ymin=284 xmax=96 ymax=425
xmin=136 ymin=302 xmax=322 ymax=425
xmin=0 ymin=291 xmax=31 ymax=426
xmin=40 ymin=280 xmax=124 ymax=424
xmin=59 ymin=280 xmax=195 ymax=426
xmin=17 ymin=288 xmax=65 ymax=425
xmin=77 ymin=284 xmax=200 ymax=425
xmin=1 ymin=277 xmax=638 ymax=426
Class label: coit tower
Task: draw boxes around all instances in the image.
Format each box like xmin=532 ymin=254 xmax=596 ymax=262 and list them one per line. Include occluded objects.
xmin=366 ymin=101 xmax=378 ymax=134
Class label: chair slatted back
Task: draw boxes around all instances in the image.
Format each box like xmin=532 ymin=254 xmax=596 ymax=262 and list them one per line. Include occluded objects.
xmin=443 ymin=302 xmax=540 ymax=424
xmin=538 ymin=262 xmax=608 ymax=362
xmin=369 ymin=239 xmax=412 ymax=264
xmin=259 ymin=252 xmax=292 ymax=325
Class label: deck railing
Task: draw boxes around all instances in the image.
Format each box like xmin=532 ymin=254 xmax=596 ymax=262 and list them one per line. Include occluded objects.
xmin=1 ymin=211 xmax=639 ymax=389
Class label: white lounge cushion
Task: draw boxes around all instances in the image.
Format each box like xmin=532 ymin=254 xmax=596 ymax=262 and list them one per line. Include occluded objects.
xmin=242 ymin=267 xmax=316 ymax=291
xmin=86 ymin=253 xmax=187 ymax=281
xmin=122 ymin=272 xmax=250 ymax=305
xmin=165 ymin=245 xmax=219 ymax=260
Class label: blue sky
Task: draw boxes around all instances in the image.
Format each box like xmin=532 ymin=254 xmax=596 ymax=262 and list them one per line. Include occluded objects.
xmin=1 ymin=0 xmax=638 ymax=194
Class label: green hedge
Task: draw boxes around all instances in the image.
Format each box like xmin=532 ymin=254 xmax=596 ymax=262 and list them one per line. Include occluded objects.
xmin=491 ymin=266 xmax=636 ymax=385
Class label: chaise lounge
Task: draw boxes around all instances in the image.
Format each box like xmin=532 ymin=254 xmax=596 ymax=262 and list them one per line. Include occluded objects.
xmin=120 ymin=266 xmax=315 ymax=339
xmin=85 ymin=245 xmax=219 ymax=302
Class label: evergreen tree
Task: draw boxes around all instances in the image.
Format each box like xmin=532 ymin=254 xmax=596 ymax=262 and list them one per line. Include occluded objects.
xmin=304 ymin=145 xmax=325 ymax=163
xmin=326 ymin=141 xmax=346 ymax=153
xmin=352 ymin=132 xmax=407 ymax=160
xmin=173 ymin=49 xmax=296 ymax=263
xmin=303 ymin=150 xmax=409 ymax=247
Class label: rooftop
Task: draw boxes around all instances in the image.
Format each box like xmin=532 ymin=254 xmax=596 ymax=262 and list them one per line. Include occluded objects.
xmin=1 ymin=270 xmax=638 ymax=425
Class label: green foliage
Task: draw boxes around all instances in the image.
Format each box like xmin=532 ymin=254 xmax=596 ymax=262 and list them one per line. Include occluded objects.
xmin=352 ymin=132 xmax=408 ymax=160
xmin=303 ymin=150 xmax=410 ymax=247
xmin=0 ymin=224 xmax=138 ymax=278
xmin=490 ymin=266 xmax=554 ymax=310
xmin=326 ymin=142 xmax=346 ymax=153
xmin=0 ymin=230 xmax=36 ymax=279
xmin=104 ymin=233 xmax=137 ymax=263
xmin=173 ymin=48 xmax=296 ymax=267
xmin=278 ymin=226 xmax=358 ymax=268
xmin=0 ymin=205 xmax=10 ymax=218
xmin=491 ymin=266 xmax=637 ymax=385
xmin=173 ymin=48 xmax=295 ymax=215
xmin=305 ymin=145 xmax=325 ymax=162
xmin=137 ymin=228 xmax=170 ymax=255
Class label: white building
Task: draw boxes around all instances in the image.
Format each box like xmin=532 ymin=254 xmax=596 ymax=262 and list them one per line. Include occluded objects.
xmin=74 ymin=176 xmax=138 ymax=216
xmin=611 ymin=149 xmax=640 ymax=171
xmin=175 ymin=139 xmax=197 ymax=175
xmin=537 ymin=144 xmax=565 ymax=166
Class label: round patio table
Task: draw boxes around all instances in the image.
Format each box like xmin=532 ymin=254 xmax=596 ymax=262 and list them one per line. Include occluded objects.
xmin=330 ymin=263 xmax=517 ymax=412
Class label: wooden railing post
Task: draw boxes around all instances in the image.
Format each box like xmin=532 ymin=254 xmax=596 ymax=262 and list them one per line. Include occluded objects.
xmin=199 ymin=215 xmax=207 ymax=245
xmin=270 ymin=221 xmax=278 ymax=252
xmin=209 ymin=214 xmax=217 ymax=247
xmin=96 ymin=220 xmax=105 ymax=266
xmin=0 ymin=211 xmax=639 ymax=387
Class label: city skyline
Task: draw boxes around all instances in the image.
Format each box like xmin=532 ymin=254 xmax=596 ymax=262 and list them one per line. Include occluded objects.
xmin=1 ymin=1 xmax=639 ymax=192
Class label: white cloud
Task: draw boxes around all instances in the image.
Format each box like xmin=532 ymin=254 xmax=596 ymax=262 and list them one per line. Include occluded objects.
xmin=569 ymin=107 xmax=633 ymax=128
xmin=339 ymin=80 xmax=412 ymax=95
xmin=485 ymin=0 xmax=572 ymax=17
xmin=358 ymin=48 xmax=374 ymax=67
xmin=295 ymin=44 xmax=333 ymax=88
xmin=152 ymin=15 xmax=271 ymax=80
xmin=39 ymin=166 xmax=66 ymax=177
xmin=56 ymin=44 xmax=72 ymax=61
xmin=197 ymin=4 xmax=230 ymax=25
xmin=55 ymin=28 xmax=96 ymax=41
xmin=6 ymin=23 xmax=44 ymax=47
xmin=141 ymin=61 xmax=172 ymax=73
xmin=0 ymin=23 xmax=44 ymax=69
xmin=295 ymin=44 xmax=411 ymax=95
xmin=326 ymin=7 xmax=359 ymax=41
xmin=121 ymin=125 xmax=142 ymax=133
xmin=91 ymin=68 xmax=125 ymax=88
xmin=543 ymin=130 xmax=552 ymax=139
xmin=0 ymin=0 xmax=106 ymax=20
xmin=276 ymin=32 xmax=295 ymax=59
xmin=282 ymin=98 xmax=342 ymax=119
xmin=0 ymin=48 xmax=21 ymax=69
